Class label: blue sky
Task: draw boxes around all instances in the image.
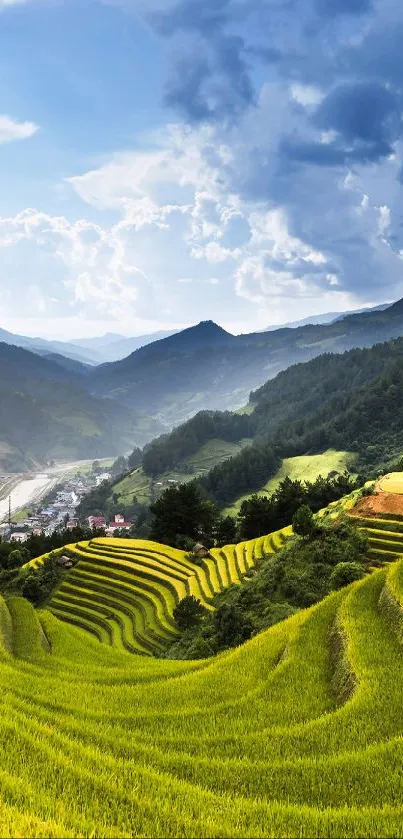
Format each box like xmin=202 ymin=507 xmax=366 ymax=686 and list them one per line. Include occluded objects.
xmin=0 ymin=0 xmax=402 ymax=339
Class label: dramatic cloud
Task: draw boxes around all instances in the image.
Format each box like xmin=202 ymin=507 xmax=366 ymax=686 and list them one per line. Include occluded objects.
xmin=0 ymin=115 xmax=39 ymax=144
xmin=2 ymin=0 xmax=403 ymax=335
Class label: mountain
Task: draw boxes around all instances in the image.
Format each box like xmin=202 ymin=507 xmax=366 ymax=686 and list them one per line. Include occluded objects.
xmin=262 ymin=302 xmax=390 ymax=330
xmin=136 ymin=332 xmax=403 ymax=508
xmin=0 ymin=327 xmax=98 ymax=366
xmin=0 ymin=343 xmax=163 ymax=472
xmin=90 ymin=321 xmax=240 ymax=424
xmin=70 ymin=329 xmax=180 ymax=362
xmin=39 ymin=353 xmax=91 ymax=376
xmin=0 ymin=325 xmax=184 ymax=365
xmin=89 ymin=299 xmax=403 ymax=428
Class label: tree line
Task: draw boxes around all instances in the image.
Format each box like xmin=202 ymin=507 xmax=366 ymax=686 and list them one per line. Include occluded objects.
xmin=148 ymin=471 xmax=359 ymax=550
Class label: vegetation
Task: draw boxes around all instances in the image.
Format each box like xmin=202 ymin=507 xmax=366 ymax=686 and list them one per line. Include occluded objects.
xmin=236 ymin=473 xmax=359 ymax=539
xmin=149 ymin=483 xmax=220 ymax=549
xmin=173 ymin=596 xmax=207 ymax=630
xmin=0 ymin=343 xmax=161 ymax=470
xmin=167 ymin=518 xmax=368 ymax=659
xmin=223 ymin=449 xmax=355 ymax=515
xmin=142 ymin=411 xmax=251 ymax=477
xmin=2 ymin=515 xmax=403 ymax=835
xmin=117 ymin=335 xmax=403 ymax=513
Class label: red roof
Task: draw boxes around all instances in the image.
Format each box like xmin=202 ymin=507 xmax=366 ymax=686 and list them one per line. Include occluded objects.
xmin=108 ymin=521 xmax=132 ymax=528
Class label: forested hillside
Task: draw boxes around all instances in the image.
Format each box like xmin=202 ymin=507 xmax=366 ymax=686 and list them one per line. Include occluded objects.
xmin=0 ymin=344 xmax=162 ymax=471
xmin=139 ymin=336 xmax=403 ymax=505
xmin=89 ymin=298 xmax=403 ymax=424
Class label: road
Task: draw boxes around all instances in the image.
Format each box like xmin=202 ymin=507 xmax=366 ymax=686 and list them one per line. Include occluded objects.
xmin=0 ymin=459 xmax=109 ymax=523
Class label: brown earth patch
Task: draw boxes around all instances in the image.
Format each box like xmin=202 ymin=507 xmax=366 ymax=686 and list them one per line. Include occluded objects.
xmin=351 ymin=491 xmax=403 ymax=518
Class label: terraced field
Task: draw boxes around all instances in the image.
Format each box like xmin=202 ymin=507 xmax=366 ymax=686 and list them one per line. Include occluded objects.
xmin=2 ymin=545 xmax=403 ymax=836
xmin=46 ymin=529 xmax=291 ymax=653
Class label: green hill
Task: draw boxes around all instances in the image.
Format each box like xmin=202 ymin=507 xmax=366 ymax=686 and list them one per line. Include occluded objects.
xmin=222 ymin=449 xmax=356 ymax=515
xmin=2 ymin=498 xmax=403 ymax=835
xmin=89 ymin=298 xmax=403 ymax=425
xmin=138 ymin=334 xmax=403 ymax=509
xmin=0 ymin=343 xmax=163 ymax=471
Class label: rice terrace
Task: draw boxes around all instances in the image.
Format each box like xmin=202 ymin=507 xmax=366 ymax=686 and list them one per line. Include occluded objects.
xmin=2 ymin=480 xmax=403 ymax=837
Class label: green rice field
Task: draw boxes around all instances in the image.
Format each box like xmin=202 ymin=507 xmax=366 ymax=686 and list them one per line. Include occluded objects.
xmin=1 ymin=506 xmax=403 ymax=836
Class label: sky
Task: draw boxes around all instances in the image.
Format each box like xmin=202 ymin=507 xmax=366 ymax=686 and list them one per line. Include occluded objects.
xmin=0 ymin=0 xmax=402 ymax=339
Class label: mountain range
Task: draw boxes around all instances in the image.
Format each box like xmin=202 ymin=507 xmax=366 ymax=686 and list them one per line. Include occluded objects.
xmin=0 ymin=344 xmax=163 ymax=472
xmin=262 ymin=302 xmax=390 ymax=330
xmin=2 ymin=296 xmax=403 ymax=472
xmin=0 ymin=326 xmax=179 ymax=366
xmin=89 ymin=298 xmax=403 ymax=425
xmin=139 ymin=330 xmax=403 ymax=509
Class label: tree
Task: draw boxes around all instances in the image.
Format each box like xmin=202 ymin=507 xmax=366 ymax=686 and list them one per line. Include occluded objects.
xmin=111 ymin=456 xmax=128 ymax=478
xmin=128 ymin=447 xmax=142 ymax=471
xmin=213 ymin=603 xmax=253 ymax=648
xmin=238 ymin=495 xmax=275 ymax=540
xmin=7 ymin=549 xmax=24 ymax=569
xmin=214 ymin=515 xmax=237 ymax=546
xmin=150 ymin=483 xmax=219 ymax=548
xmin=292 ymin=505 xmax=315 ymax=538
xmin=21 ymin=574 xmax=43 ymax=605
xmin=173 ymin=596 xmax=206 ymax=630
xmin=330 ymin=562 xmax=366 ymax=590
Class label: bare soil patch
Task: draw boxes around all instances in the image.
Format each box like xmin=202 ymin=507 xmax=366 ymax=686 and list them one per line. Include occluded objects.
xmin=351 ymin=490 xmax=403 ymax=518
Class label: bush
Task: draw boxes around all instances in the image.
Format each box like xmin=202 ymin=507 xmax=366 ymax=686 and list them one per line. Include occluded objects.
xmin=6 ymin=549 xmax=25 ymax=570
xmin=21 ymin=574 xmax=44 ymax=605
xmin=173 ymin=596 xmax=207 ymax=630
xmin=330 ymin=561 xmax=366 ymax=590
xmin=292 ymin=505 xmax=315 ymax=538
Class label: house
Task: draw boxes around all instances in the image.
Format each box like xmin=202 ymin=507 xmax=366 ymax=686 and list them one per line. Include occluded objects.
xmin=10 ymin=532 xmax=28 ymax=543
xmin=66 ymin=518 xmax=78 ymax=530
xmin=56 ymin=555 xmax=76 ymax=569
xmin=96 ymin=473 xmax=111 ymax=486
xmin=193 ymin=542 xmax=211 ymax=559
xmin=106 ymin=519 xmax=133 ymax=536
xmin=88 ymin=516 xmax=106 ymax=529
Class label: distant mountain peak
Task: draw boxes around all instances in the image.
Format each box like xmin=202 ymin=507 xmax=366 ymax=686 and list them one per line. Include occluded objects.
xmin=156 ymin=319 xmax=235 ymax=349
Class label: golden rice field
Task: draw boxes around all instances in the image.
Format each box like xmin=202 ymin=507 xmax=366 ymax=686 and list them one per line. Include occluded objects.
xmin=40 ymin=528 xmax=291 ymax=654
xmin=378 ymin=472 xmax=403 ymax=494
xmin=2 ymin=513 xmax=403 ymax=837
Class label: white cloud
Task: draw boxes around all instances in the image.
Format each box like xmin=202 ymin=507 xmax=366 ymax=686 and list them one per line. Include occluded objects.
xmin=0 ymin=209 xmax=154 ymax=323
xmin=0 ymin=115 xmax=39 ymax=144
xmin=291 ymin=84 xmax=324 ymax=107
xmin=0 ymin=0 xmax=32 ymax=5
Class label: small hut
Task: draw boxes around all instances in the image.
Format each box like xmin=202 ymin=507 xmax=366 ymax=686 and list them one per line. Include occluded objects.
xmin=56 ymin=555 xmax=76 ymax=569
xmin=193 ymin=542 xmax=211 ymax=560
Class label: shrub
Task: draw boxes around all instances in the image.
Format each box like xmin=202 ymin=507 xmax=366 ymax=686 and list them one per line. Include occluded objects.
xmin=330 ymin=561 xmax=366 ymax=590
xmin=6 ymin=550 xmax=25 ymax=570
xmin=173 ymin=596 xmax=207 ymax=630
xmin=292 ymin=505 xmax=315 ymax=538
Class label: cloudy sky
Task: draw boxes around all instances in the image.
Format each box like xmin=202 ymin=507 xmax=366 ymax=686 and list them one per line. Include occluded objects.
xmin=0 ymin=0 xmax=402 ymax=339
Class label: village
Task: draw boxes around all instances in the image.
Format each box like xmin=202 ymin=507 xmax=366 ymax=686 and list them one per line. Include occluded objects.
xmin=0 ymin=467 xmax=135 ymax=544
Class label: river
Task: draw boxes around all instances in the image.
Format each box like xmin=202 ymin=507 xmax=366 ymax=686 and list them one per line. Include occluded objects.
xmin=0 ymin=474 xmax=55 ymax=523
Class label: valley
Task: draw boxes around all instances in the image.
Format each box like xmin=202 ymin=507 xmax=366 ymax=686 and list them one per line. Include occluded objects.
xmin=1 ymin=477 xmax=403 ymax=835
xmin=1 ymin=302 xmax=403 ymax=839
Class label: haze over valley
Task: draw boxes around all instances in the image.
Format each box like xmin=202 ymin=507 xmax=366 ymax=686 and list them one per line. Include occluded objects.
xmin=2 ymin=1 xmax=403 ymax=837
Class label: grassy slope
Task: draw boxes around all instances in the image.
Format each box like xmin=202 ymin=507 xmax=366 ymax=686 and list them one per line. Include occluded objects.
xmin=223 ymin=449 xmax=356 ymax=516
xmin=25 ymin=527 xmax=291 ymax=653
xmin=115 ymin=438 xmax=253 ymax=506
xmin=3 ymin=522 xmax=403 ymax=835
